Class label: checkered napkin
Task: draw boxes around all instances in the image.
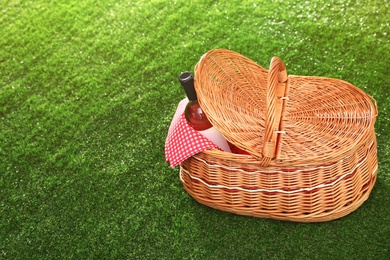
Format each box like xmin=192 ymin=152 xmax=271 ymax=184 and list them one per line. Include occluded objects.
xmin=165 ymin=112 xmax=219 ymax=168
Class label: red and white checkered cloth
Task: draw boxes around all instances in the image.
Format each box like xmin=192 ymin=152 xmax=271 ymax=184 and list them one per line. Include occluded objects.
xmin=165 ymin=113 xmax=219 ymax=167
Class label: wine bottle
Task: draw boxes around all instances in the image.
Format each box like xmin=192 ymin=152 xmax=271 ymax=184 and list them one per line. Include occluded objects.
xmin=179 ymin=71 xmax=231 ymax=152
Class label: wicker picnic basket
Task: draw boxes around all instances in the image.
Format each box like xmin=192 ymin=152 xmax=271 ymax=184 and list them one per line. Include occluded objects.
xmin=179 ymin=49 xmax=378 ymax=222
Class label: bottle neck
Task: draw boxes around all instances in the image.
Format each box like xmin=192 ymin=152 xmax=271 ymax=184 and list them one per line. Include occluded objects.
xmin=179 ymin=72 xmax=197 ymax=101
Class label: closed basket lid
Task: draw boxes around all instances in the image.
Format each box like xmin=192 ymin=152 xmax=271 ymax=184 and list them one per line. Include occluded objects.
xmin=194 ymin=49 xmax=378 ymax=166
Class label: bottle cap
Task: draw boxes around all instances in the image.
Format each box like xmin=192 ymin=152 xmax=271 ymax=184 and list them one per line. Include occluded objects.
xmin=179 ymin=72 xmax=197 ymax=101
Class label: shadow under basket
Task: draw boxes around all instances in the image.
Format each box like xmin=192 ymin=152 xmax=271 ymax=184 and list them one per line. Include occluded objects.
xmin=179 ymin=49 xmax=378 ymax=222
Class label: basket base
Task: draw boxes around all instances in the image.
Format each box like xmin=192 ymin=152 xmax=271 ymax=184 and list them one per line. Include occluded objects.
xmin=180 ymin=166 xmax=378 ymax=223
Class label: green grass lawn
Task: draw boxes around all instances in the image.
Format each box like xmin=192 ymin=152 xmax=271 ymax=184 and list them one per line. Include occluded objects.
xmin=1 ymin=0 xmax=389 ymax=258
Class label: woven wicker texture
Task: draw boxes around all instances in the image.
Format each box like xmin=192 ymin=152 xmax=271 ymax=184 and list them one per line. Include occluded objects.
xmin=180 ymin=49 xmax=378 ymax=222
xmin=194 ymin=49 xmax=377 ymax=167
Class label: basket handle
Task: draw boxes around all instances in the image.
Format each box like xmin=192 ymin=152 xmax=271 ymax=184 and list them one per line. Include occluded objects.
xmin=261 ymin=57 xmax=288 ymax=166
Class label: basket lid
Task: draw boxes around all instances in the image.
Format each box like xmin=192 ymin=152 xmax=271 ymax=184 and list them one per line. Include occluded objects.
xmin=194 ymin=49 xmax=378 ymax=166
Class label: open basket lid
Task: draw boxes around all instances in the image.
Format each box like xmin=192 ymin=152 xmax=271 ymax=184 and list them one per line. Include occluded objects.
xmin=194 ymin=49 xmax=378 ymax=167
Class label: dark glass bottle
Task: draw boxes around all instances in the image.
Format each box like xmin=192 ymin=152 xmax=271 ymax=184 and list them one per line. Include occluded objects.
xmin=179 ymin=72 xmax=212 ymax=131
xmin=178 ymin=72 xmax=231 ymax=152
